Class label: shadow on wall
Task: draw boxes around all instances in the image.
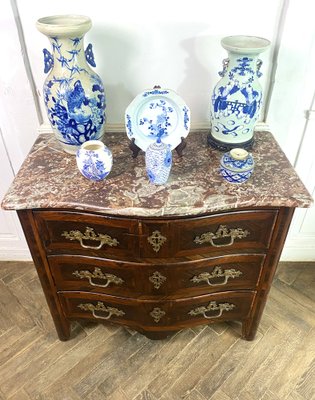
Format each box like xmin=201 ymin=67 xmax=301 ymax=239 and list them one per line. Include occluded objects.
xmin=90 ymin=22 xmax=224 ymax=127
xmin=178 ymin=34 xmax=224 ymax=127
xmin=89 ymin=24 xmax=136 ymax=124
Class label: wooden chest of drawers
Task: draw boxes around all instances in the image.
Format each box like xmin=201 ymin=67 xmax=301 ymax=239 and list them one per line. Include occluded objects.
xmin=17 ymin=206 xmax=292 ymax=340
xmin=2 ymin=131 xmax=312 ymax=341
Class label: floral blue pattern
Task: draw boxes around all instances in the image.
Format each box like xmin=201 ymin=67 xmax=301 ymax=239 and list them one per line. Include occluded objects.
xmin=42 ymin=36 xmax=105 ymax=151
xmin=231 ymin=57 xmax=255 ymax=76
xmin=125 ymin=88 xmax=190 ymax=151
xmin=76 ymin=143 xmax=112 ymax=181
xmin=139 ymin=99 xmax=174 ymax=139
xmin=80 ymin=153 xmax=108 ymax=181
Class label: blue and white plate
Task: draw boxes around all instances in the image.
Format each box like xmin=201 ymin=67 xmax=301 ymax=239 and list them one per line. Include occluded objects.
xmin=125 ymin=88 xmax=190 ymax=151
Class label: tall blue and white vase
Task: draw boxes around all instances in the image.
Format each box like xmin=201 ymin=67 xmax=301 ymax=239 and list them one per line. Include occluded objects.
xmin=36 ymin=15 xmax=106 ymax=154
xmin=145 ymin=139 xmax=172 ymax=185
xmin=209 ymin=35 xmax=270 ymax=151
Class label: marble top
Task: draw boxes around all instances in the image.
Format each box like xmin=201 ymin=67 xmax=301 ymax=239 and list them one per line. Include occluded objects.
xmin=2 ymin=131 xmax=313 ymax=217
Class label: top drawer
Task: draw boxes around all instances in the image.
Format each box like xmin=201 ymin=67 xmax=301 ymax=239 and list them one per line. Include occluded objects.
xmin=34 ymin=211 xmax=139 ymax=259
xmin=141 ymin=209 xmax=278 ymax=257
xmin=34 ymin=208 xmax=278 ymax=260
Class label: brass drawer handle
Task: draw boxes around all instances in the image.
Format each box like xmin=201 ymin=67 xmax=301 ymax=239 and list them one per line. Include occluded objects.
xmin=149 ymin=271 xmax=167 ymax=289
xmin=194 ymin=225 xmax=249 ymax=248
xmin=188 ymin=301 xmax=235 ymax=319
xmin=147 ymin=230 xmax=167 ymax=253
xmin=150 ymin=307 xmax=166 ymax=323
xmin=73 ymin=267 xmax=124 ymax=288
xmin=78 ymin=301 xmax=125 ymax=320
xmin=62 ymin=227 xmax=119 ymax=250
xmin=191 ymin=266 xmax=242 ymax=286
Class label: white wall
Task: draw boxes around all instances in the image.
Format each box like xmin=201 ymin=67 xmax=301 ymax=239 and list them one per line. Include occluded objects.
xmin=0 ymin=0 xmax=314 ymax=260
xmin=266 ymin=0 xmax=315 ymax=164
xmin=19 ymin=0 xmax=282 ymax=129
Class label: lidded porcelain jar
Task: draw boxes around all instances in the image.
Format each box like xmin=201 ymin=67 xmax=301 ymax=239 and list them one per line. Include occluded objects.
xmin=76 ymin=140 xmax=112 ymax=181
xmin=209 ymin=35 xmax=270 ymax=151
xmin=220 ymin=148 xmax=254 ymax=184
xmin=36 ymin=15 xmax=106 ymax=154
xmin=145 ymin=139 xmax=172 ymax=185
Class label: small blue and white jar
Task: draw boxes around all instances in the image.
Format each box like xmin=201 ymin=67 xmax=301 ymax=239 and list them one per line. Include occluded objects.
xmin=76 ymin=140 xmax=112 ymax=181
xmin=145 ymin=139 xmax=172 ymax=185
xmin=220 ymin=148 xmax=254 ymax=184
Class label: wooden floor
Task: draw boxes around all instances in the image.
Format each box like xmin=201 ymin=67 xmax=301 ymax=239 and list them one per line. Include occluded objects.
xmin=0 ymin=261 xmax=314 ymax=400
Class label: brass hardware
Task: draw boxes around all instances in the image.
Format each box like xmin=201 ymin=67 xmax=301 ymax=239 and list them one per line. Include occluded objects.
xmin=78 ymin=301 xmax=125 ymax=320
xmin=194 ymin=225 xmax=249 ymax=248
xmin=147 ymin=230 xmax=167 ymax=253
xmin=73 ymin=267 xmax=124 ymax=288
xmin=62 ymin=227 xmax=119 ymax=250
xmin=149 ymin=271 xmax=167 ymax=289
xmin=189 ymin=301 xmax=235 ymax=319
xmin=191 ymin=266 xmax=242 ymax=286
xmin=150 ymin=307 xmax=166 ymax=323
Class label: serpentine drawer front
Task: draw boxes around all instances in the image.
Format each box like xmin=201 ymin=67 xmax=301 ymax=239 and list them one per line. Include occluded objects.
xmin=3 ymin=131 xmax=312 ymax=341
xmin=35 ymin=209 xmax=277 ymax=259
xmin=49 ymin=254 xmax=265 ymax=298
xmin=59 ymin=290 xmax=255 ymax=330
xmin=34 ymin=211 xmax=139 ymax=259
xmin=167 ymin=209 xmax=278 ymax=258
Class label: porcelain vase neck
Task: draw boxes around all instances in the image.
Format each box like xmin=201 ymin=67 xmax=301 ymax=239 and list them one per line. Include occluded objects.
xmin=48 ymin=36 xmax=91 ymax=76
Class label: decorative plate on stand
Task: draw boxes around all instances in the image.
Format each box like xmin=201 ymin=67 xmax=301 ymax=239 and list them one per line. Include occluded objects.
xmin=125 ymin=88 xmax=190 ymax=152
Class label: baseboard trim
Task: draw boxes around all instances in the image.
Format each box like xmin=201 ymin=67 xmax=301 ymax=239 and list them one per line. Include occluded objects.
xmin=281 ymin=236 xmax=315 ymax=261
xmin=0 ymin=248 xmax=31 ymax=261
xmin=280 ymin=248 xmax=315 ymax=262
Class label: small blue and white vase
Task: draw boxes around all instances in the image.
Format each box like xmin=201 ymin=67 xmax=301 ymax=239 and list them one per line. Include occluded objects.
xmin=36 ymin=15 xmax=106 ymax=154
xmin=220 ymin=148 xmax=254 ymax=184
xmin=209 ymin=35 xmax=270 ymax=151
xmin=145 ymin=139 xmax=172 ymax=185
xmin=76 ymin=140 xmax=112 ymax=181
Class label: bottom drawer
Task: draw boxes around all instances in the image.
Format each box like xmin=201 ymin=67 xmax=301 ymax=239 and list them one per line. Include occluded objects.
xmin=59 ymin=291 xmax=255 ymax=331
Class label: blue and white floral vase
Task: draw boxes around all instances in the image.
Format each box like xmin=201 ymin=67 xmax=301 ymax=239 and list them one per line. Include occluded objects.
xmin=209 ymin=35 xmax=270 ymax=151
xmin=76 ymin=140 xmax=112 ymax=181
xmin=36 ymin=15 xmax=106 ymax=154
xmin=220 ymin=148 xmax=254 ymax=184
xmin=145 ymin=139 xmax=172 ymax=185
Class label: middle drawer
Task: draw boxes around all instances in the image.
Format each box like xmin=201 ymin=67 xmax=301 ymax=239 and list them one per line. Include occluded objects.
xmin=48 ymin=254 xmax=265 ymax=298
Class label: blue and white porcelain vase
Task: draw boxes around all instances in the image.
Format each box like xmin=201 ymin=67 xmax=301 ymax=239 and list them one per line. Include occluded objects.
xmin=36 ymin=15 xmax=106 ymax=154
xmin=220 ymin=148 xmax=254 ymax=184
xmin=145 ymin=139 xmax=172 ymax=185
xmin=209 ymin=35 xmax=270 ymax=151
xmin=76 ymin=140 xmax=112 ymax=181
